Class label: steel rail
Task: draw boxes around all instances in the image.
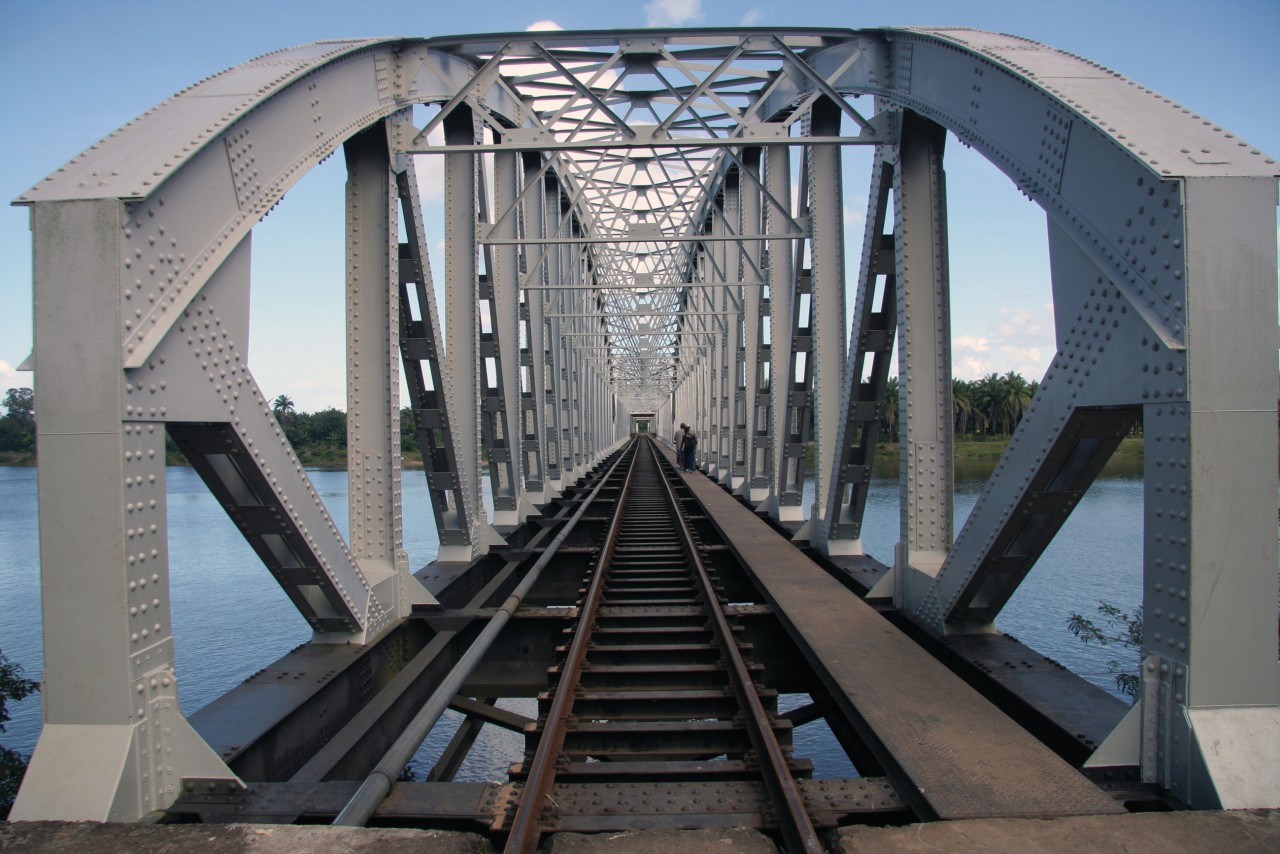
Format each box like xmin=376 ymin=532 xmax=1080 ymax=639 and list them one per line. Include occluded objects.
xmin=504 ymin=435 xmax=642 ymax=853
xmin=332 ymin=444 xmax=635 ymax=827
xmin=653 ymin=441 xmax=824 ymax=854
xmin=505 ymin=436 xmax=821 ymax=852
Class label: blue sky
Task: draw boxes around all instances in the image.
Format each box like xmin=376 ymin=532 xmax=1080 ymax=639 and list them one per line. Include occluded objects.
xmin=1 ymin=0 xmax=1276 ymax=411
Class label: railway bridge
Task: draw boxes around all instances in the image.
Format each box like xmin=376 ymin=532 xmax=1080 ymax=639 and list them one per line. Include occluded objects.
xmin=9 ymin=26 xmax=1280 ymax=848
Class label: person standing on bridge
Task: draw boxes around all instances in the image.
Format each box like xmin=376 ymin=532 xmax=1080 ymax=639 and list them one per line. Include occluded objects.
xmin=674 ymin=423 xmax=687 ymax=469
xmin=682 ymin=426 xmax=697 ymax=472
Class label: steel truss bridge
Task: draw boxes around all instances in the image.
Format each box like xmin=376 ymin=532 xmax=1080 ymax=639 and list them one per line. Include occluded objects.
xmin=11 ymin=26 xmax=1280 ymax=842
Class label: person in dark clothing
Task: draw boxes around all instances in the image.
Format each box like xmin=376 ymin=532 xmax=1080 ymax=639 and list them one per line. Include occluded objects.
xmin=675 ymin=423 xmax=687 ymax=468
xmin=682 ymin=427 xmax=697 ymax=472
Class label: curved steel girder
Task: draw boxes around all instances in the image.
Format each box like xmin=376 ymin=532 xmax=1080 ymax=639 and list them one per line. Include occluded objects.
xmin=25 ymin=28 xmax=1271 ymax=375
xmin=15 ymin=38 xmax=476 ymax=369
xmin=17 ymin=26 xmax=1279 ymax=817
xmin=810 ymin=27 xmax=1276 ymax=350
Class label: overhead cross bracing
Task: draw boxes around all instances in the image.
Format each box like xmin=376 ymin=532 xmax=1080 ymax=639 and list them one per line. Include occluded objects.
xmin=9 ymin=24 xmax=1279 ymax=830
xmin=409 ymin=29 xmax=880 ymax=416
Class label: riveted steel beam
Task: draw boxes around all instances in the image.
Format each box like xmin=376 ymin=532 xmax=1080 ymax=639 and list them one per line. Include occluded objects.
xmin=821 ymin=147 xmax=897 ymax=555
xmin=891 ymin=110 xmax=955 ymax=603
xmin=13 ymin=26 xmax=1279 ymax=822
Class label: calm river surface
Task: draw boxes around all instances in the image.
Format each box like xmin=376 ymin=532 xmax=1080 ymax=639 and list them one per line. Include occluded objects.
xmin=0 ymin=458 xmax=1144 ymax=780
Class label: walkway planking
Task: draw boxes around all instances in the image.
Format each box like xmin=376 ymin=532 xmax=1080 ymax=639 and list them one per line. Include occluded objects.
xmin=671 ymin=450 xmax=1124 ymax=820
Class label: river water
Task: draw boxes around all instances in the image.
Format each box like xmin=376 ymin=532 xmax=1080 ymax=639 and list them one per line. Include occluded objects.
xmin=0 ymin=458 xmax=1144 ymax=782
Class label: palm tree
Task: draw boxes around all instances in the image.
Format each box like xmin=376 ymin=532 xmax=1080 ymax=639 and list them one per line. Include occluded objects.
xmin=974 ymin=373 xmax=1005 ymax=435
xmin=272 ymin=394 xmax=295 ymax=423
xmin=881 ymin=377 xmax=900 ymax=442
xmin=1001 ymin=371 xmax=1033 ymax=434
xmin=952 ymin=378 xmax=975 ymax=438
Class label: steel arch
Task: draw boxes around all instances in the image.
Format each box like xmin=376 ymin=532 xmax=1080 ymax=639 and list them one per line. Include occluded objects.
xmin=12 ymin=27 xmax=1278 ymax=819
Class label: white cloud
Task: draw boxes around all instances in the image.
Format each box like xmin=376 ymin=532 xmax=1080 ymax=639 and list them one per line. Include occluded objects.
xmin=526 ymin=20 xmax=564 ymax=32
xmin=842 ymin=200 xmax=867 ymax=234
xmin=951 ymin=307 xmax=1053 ymax=381
xmin=645 ymin=0 xmax=702 ymax=27
xmin=953 ymin=335 xmax=990 ymax=352
xmin=0 ymin=359 xmax=29 ymax=392
xmin=951 ymin=336 xmax=991 ymax=379
xmin=739 ymin=8 xmax=763 ymax=26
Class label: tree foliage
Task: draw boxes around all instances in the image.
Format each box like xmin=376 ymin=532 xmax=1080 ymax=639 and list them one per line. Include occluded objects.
xmin=1 ymin=648 xmax=39 ymax=819
xmin=0 ymin=387 xmax=35 ymax=454
xmin=271 ymin=394 xmax=295 ymax=421
xmin=1067 ymin=601 xmax=1144 ymax=700
xmin=879 ymin=372 xmax=1059 ymax=443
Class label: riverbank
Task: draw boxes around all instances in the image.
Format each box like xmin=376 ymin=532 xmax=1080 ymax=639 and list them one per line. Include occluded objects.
xmin=254 ymin=436 xmax=1145 ymax=471
xmin=877 ymin=435 xmax=1144 ymax=461
xmin=4 ymin=438 xmax=1147 ymax=471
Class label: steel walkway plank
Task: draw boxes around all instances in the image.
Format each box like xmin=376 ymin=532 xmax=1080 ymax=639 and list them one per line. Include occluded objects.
xmin=674 ymin=462 xmax=1124 ymax=820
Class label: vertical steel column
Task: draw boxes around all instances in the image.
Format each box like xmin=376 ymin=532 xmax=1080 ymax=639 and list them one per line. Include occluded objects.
xmin=444 ymin=106 xmax=503 ymax=553
xmin=344 ymin=125 xmax=426 ymax=618
xmin=543 ymin=176 xmax=565 ymax=491
xmin=569 ymin=245 xmax=587 ymax=475
xmin=490 ymin=146 xmax=530 ymax=521
xmin=821 ymin=148 xmax=897 ymax=556
xmin=718 ymin=169 xmax=742 ymax=484
xmin=765 ymin=143 xmax=796 ymax=521
xmin=776 ymin=133 xmax=814 ymax=527
xmin=568 ymin=272 xmax=583 ymax=478
xmin=892 ymin=111 xmax=954 ymax=604
xmin=697 ymin=291 xmax=711 ymax=471
xmin=13 ymin=200 xmax=237 ymax=822
xmin=565 ymin=240 xmax=586 ymax=478
xmin=588 ymin=370 xmax=598 ymax=463
xmin=737 ymin=149 xmax=764 ymax=497
xmin=707 ymin=207 xmax=726 ymax=478
xmin=557 ymin=243 xmax=576 ymax=481
xmin=563 ymin=239 xmax=579 ymax=479
xmin=798 ymin=98 xmax=849 ymax=543
xmin=1141 ymin=175 xmax=1280 ymax=806
xmin=394 ymin=161 xmax=474 ymax=562
xmin=690 ymin=260 xmax=708 ymax=472
xmin=521 ymin=152 xmax=549 ymax=502
xmin=582 ymin=360 xmax=595 ymax=466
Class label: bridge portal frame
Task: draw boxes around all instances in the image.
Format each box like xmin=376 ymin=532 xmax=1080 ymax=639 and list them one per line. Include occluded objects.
xmin=10 ymin=27 xmax=1278 ymax=820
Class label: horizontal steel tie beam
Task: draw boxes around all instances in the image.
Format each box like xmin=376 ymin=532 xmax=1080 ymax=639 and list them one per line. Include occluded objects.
xmin=406 ymin=135 xmax=880 ymax=154
xmin=524 ymin=281 xmax=767 ymax=289
xmin=479 ymin=233 xmax=805 ymax=245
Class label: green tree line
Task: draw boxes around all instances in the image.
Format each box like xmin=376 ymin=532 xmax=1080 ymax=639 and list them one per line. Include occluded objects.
xmin=266 ymin=395 xmax=422 ymax=466
xmin=880 ymin=371 xmax=1048 ymax=443
xmin=0 ymin=388 xmax=34 ymax=455
xmin=5 ymin=372 xmax=1137 ymax=465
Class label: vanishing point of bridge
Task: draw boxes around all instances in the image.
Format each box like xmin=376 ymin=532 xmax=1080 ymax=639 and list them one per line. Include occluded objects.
xmin=10 ymin=26 xmax=1279 ymax=846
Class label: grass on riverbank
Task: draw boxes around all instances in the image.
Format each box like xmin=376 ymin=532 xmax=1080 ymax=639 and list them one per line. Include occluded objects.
xmin=876 ymin=436 xmax=1144 ymax=461
xmin=21 ymin=439 xmax=1148 ymax=471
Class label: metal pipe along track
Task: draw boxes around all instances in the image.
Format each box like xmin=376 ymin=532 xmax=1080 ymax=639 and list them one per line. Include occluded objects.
xmin=333 ymin=446 xmax=634 ymax=827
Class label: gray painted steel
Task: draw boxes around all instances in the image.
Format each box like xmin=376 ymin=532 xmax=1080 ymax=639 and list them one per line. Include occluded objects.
xmin=10 ymin=26 xmax=1278 ymax=820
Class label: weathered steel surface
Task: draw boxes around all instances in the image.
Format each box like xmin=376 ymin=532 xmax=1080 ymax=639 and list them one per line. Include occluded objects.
xmin=12 ymin=23 xmax=1278 ymax=820
xmin=675 ymin=446 xmax=1123 ymax=820
xmin=941 ymin=633 xmax=1129 ymax=764
xmin=169 ymin=777 xmax=904 ymax=829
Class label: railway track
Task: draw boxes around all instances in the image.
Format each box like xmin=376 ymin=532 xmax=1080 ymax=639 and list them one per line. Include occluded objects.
xmin=503 ymin=436 xmax=823 ymax=853
xmin=170 ymin=434 xmax=906 ymax=842
xmin=161 ymin=434 xmax=1132 ymax=844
